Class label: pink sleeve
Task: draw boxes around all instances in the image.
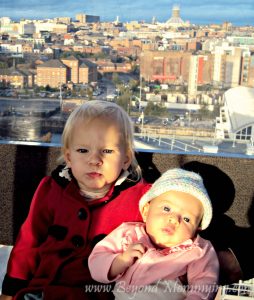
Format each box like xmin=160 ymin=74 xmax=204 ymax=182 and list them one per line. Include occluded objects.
xmin=88 ymin=223 xmax=134 ymax=283
xmin=186 ymin=239 xmax=219 ymax=300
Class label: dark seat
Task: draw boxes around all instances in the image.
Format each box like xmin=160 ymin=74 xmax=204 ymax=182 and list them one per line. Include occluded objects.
xmin=0 ymin=143 xmax=253 ymax=285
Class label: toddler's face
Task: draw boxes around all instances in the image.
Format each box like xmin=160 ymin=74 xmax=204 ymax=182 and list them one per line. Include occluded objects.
xmin=141 ymin=190 xmax=203 ymax=248
xmin=64 ymin=117 xmax=131 ymax=193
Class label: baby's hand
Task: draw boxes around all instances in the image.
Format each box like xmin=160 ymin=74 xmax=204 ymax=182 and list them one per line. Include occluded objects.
xmin=121 ymin=243 xmax=146 ymax=267
xmin=109 ymin=243 xmax=146 ymax=279
xmin=0 ymin=295 xmax=13 ymax=300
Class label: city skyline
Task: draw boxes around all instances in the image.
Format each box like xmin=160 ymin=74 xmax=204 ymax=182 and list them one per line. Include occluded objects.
xmin=0 ymin=0 xmax=254 ymax=26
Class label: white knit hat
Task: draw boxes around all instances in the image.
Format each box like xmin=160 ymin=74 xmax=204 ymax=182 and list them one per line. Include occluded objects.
xmin=139 ymin=168 xmax=212 ymax=230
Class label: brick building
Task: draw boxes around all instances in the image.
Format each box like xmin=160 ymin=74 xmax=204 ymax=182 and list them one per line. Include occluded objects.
xmin=0 ymin=68 xmax=29 ymax=88
xmin=79 ymin=60 xmax=97 ymax=84
xmin=61 ymin=56 xmax=79 ymax=83
xmin=36 ymin=59 xmax=67 ymax=88
xmin=140 ymin=50 xmax=214 ymax=85
xmin=36 ymin=58 xmax=98 ymax=87
xmin=140 ymin=50 xmax=192 ymax=83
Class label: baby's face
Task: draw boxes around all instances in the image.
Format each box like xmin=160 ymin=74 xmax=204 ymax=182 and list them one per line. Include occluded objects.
xmin=141 ymin=190 xmax=204 ymax=248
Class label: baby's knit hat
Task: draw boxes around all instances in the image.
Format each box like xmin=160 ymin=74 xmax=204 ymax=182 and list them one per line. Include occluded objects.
xmin=139 ymin=168 xmax=212 ymax=230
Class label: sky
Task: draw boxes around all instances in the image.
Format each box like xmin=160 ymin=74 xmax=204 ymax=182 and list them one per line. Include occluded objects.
xmin=0 ymin=0 xmax=254 ymax=26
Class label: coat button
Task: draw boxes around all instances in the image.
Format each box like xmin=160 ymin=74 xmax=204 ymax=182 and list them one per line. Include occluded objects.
xmin=71 ymin=235 xmax=84 ymax=248
xmin=78 ymin=208 xmax=88 ymax=220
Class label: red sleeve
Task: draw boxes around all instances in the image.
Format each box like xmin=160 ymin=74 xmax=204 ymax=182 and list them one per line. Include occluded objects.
xmin=6 ymin=176 xmax=55 ymax=280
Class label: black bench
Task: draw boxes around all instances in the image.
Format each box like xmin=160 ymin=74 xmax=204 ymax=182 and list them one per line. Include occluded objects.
xmin=0 ymin=143 xmax=253 ymax=284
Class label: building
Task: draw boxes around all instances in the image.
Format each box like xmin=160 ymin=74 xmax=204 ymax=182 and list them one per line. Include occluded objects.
xmin=36 ymin=57 xmax=98 ymax=87
xmin=224 ymin=48 xmax=242 ymax=88
xmin=0 ymin=17 xmax=14 ymax=34
xmin=19 ymin=21 xmax=36 ymax=35
xmin=33 ymin=21 xmax=68 ymax=34
xmin=0 ymin=43 xmax=23 ymax=55
xmin=140 ymin=50 xmax=192 ymax=83
xmin=0 ymin=67 xmax=28 ymax=88
xmin=188 ymin=54 xmax=213 ymax=100
xmin=79 ymin=60 xmax=97 ymax=84
xmin=216 ymin=86 xmax=254 ymax=144
xmin=143 ymin=50 xmax=192 ymax=83
xmin=165 ymin=5 xmax=189 ymax=27
xmin=53 ymin=17 xmax=72 ymax=25
xmin=63 ymin=34 xmax=75 ymax=45
xmin=188 ymin=55 xmax=199 ymax=99
xmin=36 ymin=59 xmax=67 ymax=88
xmin=61 ymin=56 xmax=79 ymax=83
xmin=213 ymin=46 xmax=243 ymax=88
xmin=76 ymin=13 xmax=100 ymax=23
xmin=240 ymin=50 xmax=254 ymax=87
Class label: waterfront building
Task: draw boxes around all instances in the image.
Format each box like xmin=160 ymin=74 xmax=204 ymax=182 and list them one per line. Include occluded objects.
xmin=0 ymin=68 xmax=28 ymax=88
xmin=61 ymin=56 xmax=79 ymax=84
xmin=36 ymin=57 xmax=98 ymax=87
xmin=36 ymin=59 xmax=67 ymax=88
xmin=79 ymin=60 xmax=97 ymax=84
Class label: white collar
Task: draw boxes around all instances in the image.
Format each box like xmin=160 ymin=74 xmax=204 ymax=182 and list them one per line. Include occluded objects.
xmin=80 ymin=170 xmax=130 ymax=200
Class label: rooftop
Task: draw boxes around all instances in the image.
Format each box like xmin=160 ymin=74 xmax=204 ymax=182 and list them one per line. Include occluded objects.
xmin=225 ymin=86 xmax=254 ymax=132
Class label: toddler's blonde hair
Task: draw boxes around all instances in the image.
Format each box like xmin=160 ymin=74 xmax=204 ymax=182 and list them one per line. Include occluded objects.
xmin=60 ymin=100 xmax=141 ymax=181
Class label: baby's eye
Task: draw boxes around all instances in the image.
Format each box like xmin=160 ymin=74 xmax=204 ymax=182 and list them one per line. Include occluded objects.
xmin=103 ymin=149 xmax=113 ymax=154
xmin=183 ymin=217 xmax=190 ymax=223
xmin=77 ymin=148 xmax=88 ymax=153
xmin=163 ymin=206 xmax=171 ymax=212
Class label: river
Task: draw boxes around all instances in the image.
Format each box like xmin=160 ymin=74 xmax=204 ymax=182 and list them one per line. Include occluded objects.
xmin=0 ymin=98 xmax=63 ymax=143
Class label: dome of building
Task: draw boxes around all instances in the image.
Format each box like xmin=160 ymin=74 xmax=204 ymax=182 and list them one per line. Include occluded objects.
xmin=166 ymin=5 xmax=185 ymax=26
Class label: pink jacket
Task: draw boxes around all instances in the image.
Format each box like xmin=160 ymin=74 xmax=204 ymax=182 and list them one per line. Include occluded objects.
xmin=88 ymin=222 xmax=219 ymax=300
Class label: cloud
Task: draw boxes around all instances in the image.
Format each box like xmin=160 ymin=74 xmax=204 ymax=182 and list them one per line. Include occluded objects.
xmin=0 ymin=0 xmax=253 ymax=25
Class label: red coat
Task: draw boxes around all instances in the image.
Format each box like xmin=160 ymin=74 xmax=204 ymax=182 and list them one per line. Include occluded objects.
xmin=2 ymin=166 xmax=151 ymax=299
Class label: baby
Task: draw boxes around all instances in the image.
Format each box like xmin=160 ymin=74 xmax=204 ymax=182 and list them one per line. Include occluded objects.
xmin=88 ymin=168 xmax=219 ymax=300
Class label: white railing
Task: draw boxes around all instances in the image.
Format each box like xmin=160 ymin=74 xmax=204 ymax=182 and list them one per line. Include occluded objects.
xmin=220 ymin=280 xmax=254 ymax=299
xmin=134 ymin=131 xmax=203 ymax=153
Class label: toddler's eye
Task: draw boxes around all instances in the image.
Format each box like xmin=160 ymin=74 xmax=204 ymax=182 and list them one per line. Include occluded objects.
xmin=103 ymin=149 xmax=113 ymax=154
xmin=183 ymin=217 xmax=190 ymax=223
xmin=163 ymin=206 xmax=171 ymax=212
xmin=77 ymin=148 xmax=88 ymax=153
